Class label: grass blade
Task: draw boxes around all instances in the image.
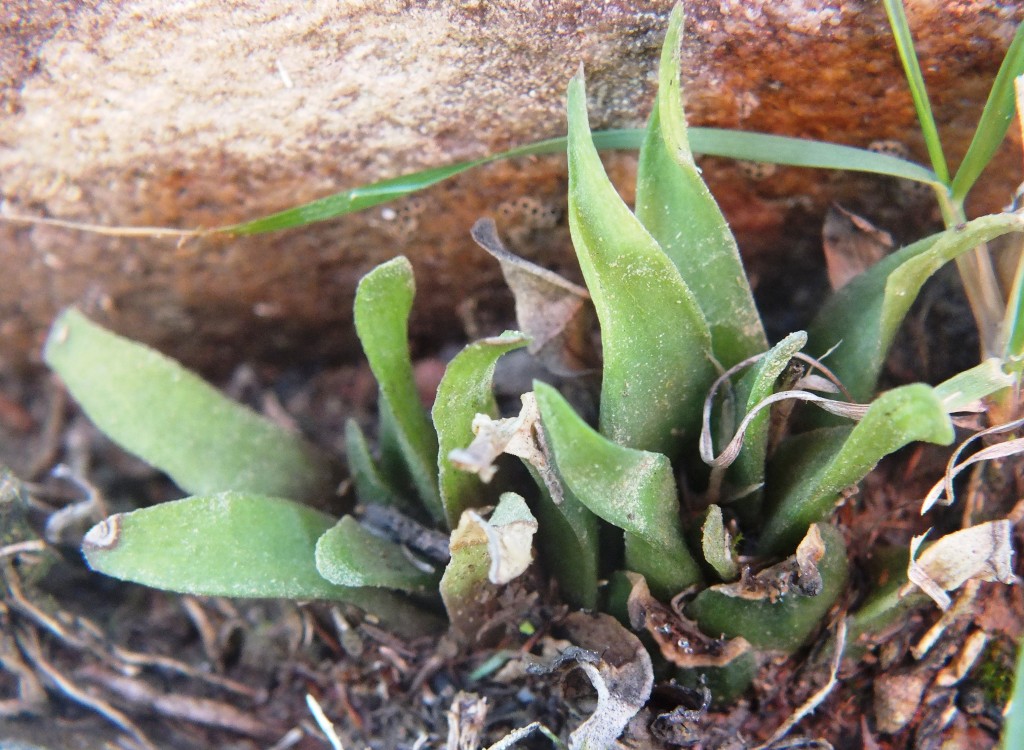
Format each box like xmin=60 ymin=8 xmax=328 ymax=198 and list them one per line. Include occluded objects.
xmin=635 ymin=4 xmax=766 ymax=368
xmin=567 ymin=68 xmax=715 ymax=456
xmin=354 ymin=257 xmax=441 ymax=520
xmin=882 ymin=0 xmax=950 ymax=184
xmin=950 ymin=21 xmax=1024 ymax=201
xmin=44 ymin=309 xmax=335 ymax=503
xmin=221 ymin=131 xmax=936 ymax=237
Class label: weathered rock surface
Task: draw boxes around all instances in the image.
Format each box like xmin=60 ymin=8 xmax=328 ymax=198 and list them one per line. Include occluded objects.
xmin=1 ymin=0 xmax=1021 ymax=374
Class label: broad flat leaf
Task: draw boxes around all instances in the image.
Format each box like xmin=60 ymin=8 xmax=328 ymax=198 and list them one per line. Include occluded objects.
xmin=567 ymin=69 xmax=715 ymax=457
xmin=809 ymin=213 xmax=1024 ymax=401
xmin=315 ymin=515 xmax=438 ymax=592
xmin=686 ymin=523 xmax=848 ymax=653
xmin=82 ymin=493 xmax=440 ymax=636
xmin=534 ymin=381 xmax=702 ymax=598
xmin=44 ymin=309 xmax=334 ymax=503
xmin=728 ymin=331 xmax=808 ymax=517
xmin=354 ymin=257 xmax=442 ymax=520
xmin=344 ymin=418 xmax=408 ymax=508
xmin=433 ymin=331 xmax=529 ymax=528
xmin=471 ymin=219 xmax=595 ymax=375
xmin=635 ymin=4 xmax=765 ymax=369
xmin=758 ymin=384 xmax=954 ymax=555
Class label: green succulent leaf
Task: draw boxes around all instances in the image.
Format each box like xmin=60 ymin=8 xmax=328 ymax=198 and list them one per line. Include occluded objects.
xmin=315 ymin=515 xmax=439 ymax=592
xmin=635 ymin=5 xmax=766 ymax=369
xmin=758 ymin=384 xmax=954 ymax=555
xmin=433 ymin=332 xmax=530 ymax=528
xmin=44 ymin=309 xmax=334 ymax=504
xmin=687 ymin=523 xmax=849 ymax=653
xmin=534 ymin=381 xmax=702 ymax=599
xmin=701 ymin=505 xmax=740 ymax=582
xmin=809 ymin=213 xmax=1024 ymax=401
xmin=354 ymin=257 xmax=442 ymax=521
xmin=728 ymin=331 xmax=808 ymax=515
xmin=567 ymin=69 xmax=715 ymax=456
xmin=82 ymin=492 xmax=440 ymax=636
xmin=529 ymin=468 xmax=600 ymax=610
xmin=344 ymin=419 xmax=408 ymax=508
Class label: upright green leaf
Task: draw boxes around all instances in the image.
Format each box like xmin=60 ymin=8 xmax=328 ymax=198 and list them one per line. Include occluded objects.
xmin=432 ymin=332 xmax=529 ymax=529
xmin=567 ymin=70 xmax=715 ymax=456
xmin=728 ymin=331 xmax=808 ymax=516
xmin=343 ymin=418 xmax=409 ymax=508
xmin=635 ymin=5 xmax=766 ymax=368
xmin=44 ymin=309 xmax=335 ymax=504
xmin=758 ymin=384 xmax=954 ymax=555
xmin=809 ymin=213 xmax=1024 ymax=401
xmin=534 ymin=382 xmax=702 ymax=599
xmin=82 ymin=493 xmax=440 ymax=636
xmin=354 ymin=257 xmax=442 ymax=521
xmin=315 ymin=515 xmax=439 ymax=592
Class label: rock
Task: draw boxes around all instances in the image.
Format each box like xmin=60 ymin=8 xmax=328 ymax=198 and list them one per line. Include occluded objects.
xmin=1 ymin=0 xmax=1021 ymax=374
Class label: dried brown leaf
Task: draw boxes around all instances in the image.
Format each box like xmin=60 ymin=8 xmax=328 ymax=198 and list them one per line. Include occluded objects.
xmin=557 ymin=611 xmax=654 ymax=750
xmin=822 ymin=205 xmax=893 ymax=290
xmin=626 ymin=572 xmax=752 ymax=668
xmin=708 ymin=524 xmax=827 ymax=602
xmin=906 ymin=521 xmax=1016 ymax=610
xmin=473 ymin=218 xmax=597 ymax=375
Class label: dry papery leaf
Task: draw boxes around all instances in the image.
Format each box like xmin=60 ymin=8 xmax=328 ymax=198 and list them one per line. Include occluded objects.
xmin=472 ymin=217 xmax=597 ymax=375
xmin=906 ymin=520 xmax=1016 ymax=610
xmin=708 ymin=524 xmax=828 ymax=602
xmin=700 ymin=352 xmax=860 ymax=470
xmin=450 ymin=493 xmax=538 ymax=585
xmin=920 ymin=415 xmax=1024 ymax=514
xmin=528 ymin=611 xmax=653 ymax=750
xmin=626 ymin=572 xmax=752 ymax=668
xmin=448 ymin=392 xmax=564 ymax=503
xmin=822 ymin=205 xmax=893 ymax=291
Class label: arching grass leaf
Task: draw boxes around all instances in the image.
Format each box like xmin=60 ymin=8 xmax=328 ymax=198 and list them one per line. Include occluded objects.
xmin=567 ymin=69 xmax=714 ymax=456
xmin=354 ymin=257 xmax=441 ymax=520
xmin=635 ymin=4 xmax=766 ymax=369
xmin=534 ymin=381 xmax=702 ymax=599
xmin=44 ymin=309 xmax=335 ymax=504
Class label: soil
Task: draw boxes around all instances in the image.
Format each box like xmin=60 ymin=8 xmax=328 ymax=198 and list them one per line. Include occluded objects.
xmin=1 ymin=179 xmax=1023 ymax=750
